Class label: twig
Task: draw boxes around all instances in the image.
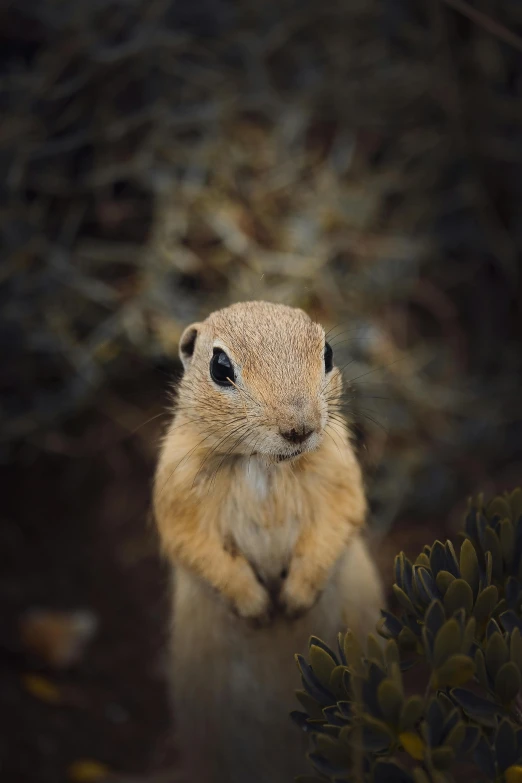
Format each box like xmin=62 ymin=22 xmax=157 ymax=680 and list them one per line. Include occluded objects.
xmin=429 ymin=0 xmax=520 ymax=284
xmin=441 ymin=0 xmax=522 ymax=54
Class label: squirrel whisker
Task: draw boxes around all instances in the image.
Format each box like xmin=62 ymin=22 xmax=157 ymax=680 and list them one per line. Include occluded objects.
xmin=157 ymin=416 xmax=250 ymax=500
xmin=207 ymin=425 xmax=255 ymax=493
xmin=194 ymin=424 xmax=252 ymax=487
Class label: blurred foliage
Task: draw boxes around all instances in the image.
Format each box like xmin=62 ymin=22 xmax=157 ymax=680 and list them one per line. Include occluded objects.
xmin=294 ymin=488 xmax=522 ymax=782
xmin=2 ymin=0 xmax=522 ymax=528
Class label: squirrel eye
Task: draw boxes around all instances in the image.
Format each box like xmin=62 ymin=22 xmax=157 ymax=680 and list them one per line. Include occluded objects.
xmin=210 ymin=349 xmax=235 ymax=387
xmin=324 ymin=342 xmax=333 ymax=373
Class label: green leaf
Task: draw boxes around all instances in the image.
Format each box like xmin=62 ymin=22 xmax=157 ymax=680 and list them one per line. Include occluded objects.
xmin=377 ymin=678 xmax=403 ymax=724
xmin=388 ymin=665 xmax=403 ymax=702
xmin=437 ymin=691 xmax=455 ymax=712
xmin=384 ymin=639 xmax=400 ymax=671
xmin=296 ymin=690 xmax=325 ymax=720
xmin=400 ymin=695 xmax=424 ymax=731
xmin=373 ymin=760 xmax=416 ymax=783
xmin=484 ymin=526 xmax=503 ymax=582
xmin=496 ymin=718 xmax=518 ymax=773
xmin=444 ymin=579 xmax=473 ymax=618
xmin=430 ymin=745 xmax=455 ymax=770
xmin=435 ymin=570 xmax=456 ymax=595
xmin=502 ymin=611 xmax=522 ymax=638
xmin=398 ymin=626 xmax=418 ymax=650
xmin=441 ymin=705 xmax=459 ymax=735
xmin=445 ymin=541 xmax=460 ymax=575
xmin=487 ymin=496 xmax=511 ymax=521
xmin=451 ymin=687 xmax=499 ymax=727
xmin=430 ymin=541 xmax=448 ymax=576
xmin=461 ymin=724 xmax=481 ymax=753
xmin=309 ymin=635 xmax=338 ymax=660
xmin=425 ymin=600 xmax=445 ymax=639
xmin=367 ymin=634 xmax=385 ymax=667
xmin=343 ymin=631 xmax=364 ymax=674
xmin=308 ymin=751 xmax=350 ymax=778
xmin=336 ymin=697 xmax=352 ymax=714
xmin=321 ymin=723 xmax=341 ymax=738
xmin=462 ymin=617 xmax=476 ymax=655
xmin=313 ymin=734 xmax=351 ymax=766
xmin=475 ymin=649 xmax=489 ymax=690
xmin=415 ymin=553 xmax=430 ymax=569
xmin=434 ymin=654 xmax=475 ymax=688
xmin=485 ymin=550 xmax=493 ymax=587
xmin=460 ymin=539 xmax=480 ymax=598
xmin=422 ymin=625 xmax=434 ymax=663
xmin=352 ymin=715 xmax=394 ymax=752
xmin=496 ymin=598 xmax=508 ymax=617
xmin=415 ymin=567 xmax=436 ymax=604
xmin=495 ymin=661 xmax=521 ymax=705
xmin=473 ymin=585 xmax=499 ymax=626
xmin=474 ymin=735 xmax=496 ymax=779
xmin=377 ymin=612 xmax=402 ymax=640
xmin=509 ymin=488 xmax=522 ymax=521
xmin=501 ymin=609 xmax=522 ymax=635
xmin=329 ymin=666 xmax=348 ymax=701
xmin=433 ymin=619 xmax=461 ymax=667
xmin=393 ymin=585 xmax=415 ymax=615
xmin=485 ymin=631 xmax=510 ymax=680
xmin=444 ymin=721 xmax=466 ymax=750
xmin=511 ymin=628 xmax=522 ymax=672
xmin=310 ymin=644 xmax=336 ymax=689
xmin=501 ymin=519 xmax=515 ymax=569
xmin=295 ymin=654 xmax=332 ymax=705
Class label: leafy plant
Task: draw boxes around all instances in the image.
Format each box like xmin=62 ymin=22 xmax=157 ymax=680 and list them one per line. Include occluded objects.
xmin=293 ymin=488 xmax=522 ymax=782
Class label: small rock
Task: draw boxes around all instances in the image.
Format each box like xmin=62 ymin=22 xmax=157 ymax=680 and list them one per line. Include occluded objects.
xmin=67 ymin=759 xmax=111 ymax=782
xmin=105 ymin=703 xmax=129 ymax=724
xmin=20 ymin=609 xmax=98 ymax=668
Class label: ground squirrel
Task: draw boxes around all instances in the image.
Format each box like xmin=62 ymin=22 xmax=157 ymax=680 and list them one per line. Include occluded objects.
xmin=153 ymin=301 xmax=384 ymax=783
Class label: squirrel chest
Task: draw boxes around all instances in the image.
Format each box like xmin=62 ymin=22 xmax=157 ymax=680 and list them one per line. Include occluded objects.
xmin=222 ymin=457 xmax=303 ymax=587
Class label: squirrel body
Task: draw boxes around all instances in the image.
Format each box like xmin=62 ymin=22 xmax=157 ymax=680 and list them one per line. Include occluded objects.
xmin=153 ymin=301 xmax=384 ymax=783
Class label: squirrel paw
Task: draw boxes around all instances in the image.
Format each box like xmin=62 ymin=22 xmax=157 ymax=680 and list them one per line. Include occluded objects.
xmin=279 ymin=570 xmax=322 ymax=620
xmin=229 ymin=566 xmax=272 ymax=627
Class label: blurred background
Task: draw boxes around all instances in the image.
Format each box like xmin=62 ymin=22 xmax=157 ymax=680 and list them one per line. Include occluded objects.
xmin=1 ymin=0 xmax=522 ymax=779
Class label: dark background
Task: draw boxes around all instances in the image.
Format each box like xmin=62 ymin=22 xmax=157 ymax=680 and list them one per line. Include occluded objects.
xmin=1 ymin=0 xmax=522 ymax=780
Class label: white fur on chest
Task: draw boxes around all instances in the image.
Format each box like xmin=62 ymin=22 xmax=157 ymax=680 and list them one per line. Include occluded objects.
xmin=245 ymin=457 xmax=270 ymax=500
xmin=228 ymin=458 xmax=300 ymax=581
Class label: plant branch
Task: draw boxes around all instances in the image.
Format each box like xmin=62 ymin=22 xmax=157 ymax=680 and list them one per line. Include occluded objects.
xmin=441 ymin=0 xmax=522 ymax=54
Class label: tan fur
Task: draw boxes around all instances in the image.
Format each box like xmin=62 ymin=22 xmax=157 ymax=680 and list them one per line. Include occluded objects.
xmin=153 ymin=301 xmax=384 ymax=783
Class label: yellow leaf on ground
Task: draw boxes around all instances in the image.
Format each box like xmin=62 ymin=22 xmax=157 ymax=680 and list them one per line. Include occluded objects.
xmin=68 ymin=760 xmax=111 ymax=782
xmin=22 ymin=674 xmax=62 ymax=704
xmin=506 ymin=766 xmax=522 ymax=783
xmin=399 ymin=731 xmax=425 ymax=760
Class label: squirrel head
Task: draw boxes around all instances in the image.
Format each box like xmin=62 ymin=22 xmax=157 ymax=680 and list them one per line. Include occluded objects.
xmin=176 ymin=301 xmax=343 ymax=464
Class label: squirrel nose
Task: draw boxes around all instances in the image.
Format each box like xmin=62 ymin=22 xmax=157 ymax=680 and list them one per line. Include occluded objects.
xmin=280 ymin=426 xmax=314 ymax=445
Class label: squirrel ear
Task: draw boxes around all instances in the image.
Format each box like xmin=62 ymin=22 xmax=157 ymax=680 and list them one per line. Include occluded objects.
xmin=179 ymin=323 xmax=201 ymax=370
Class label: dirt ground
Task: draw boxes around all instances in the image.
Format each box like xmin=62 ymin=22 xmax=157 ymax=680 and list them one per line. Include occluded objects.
xmin=0 ymin=370 xmax=175 ymax=782
xmin=0 ymin=366 xmax=500 ymax=782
